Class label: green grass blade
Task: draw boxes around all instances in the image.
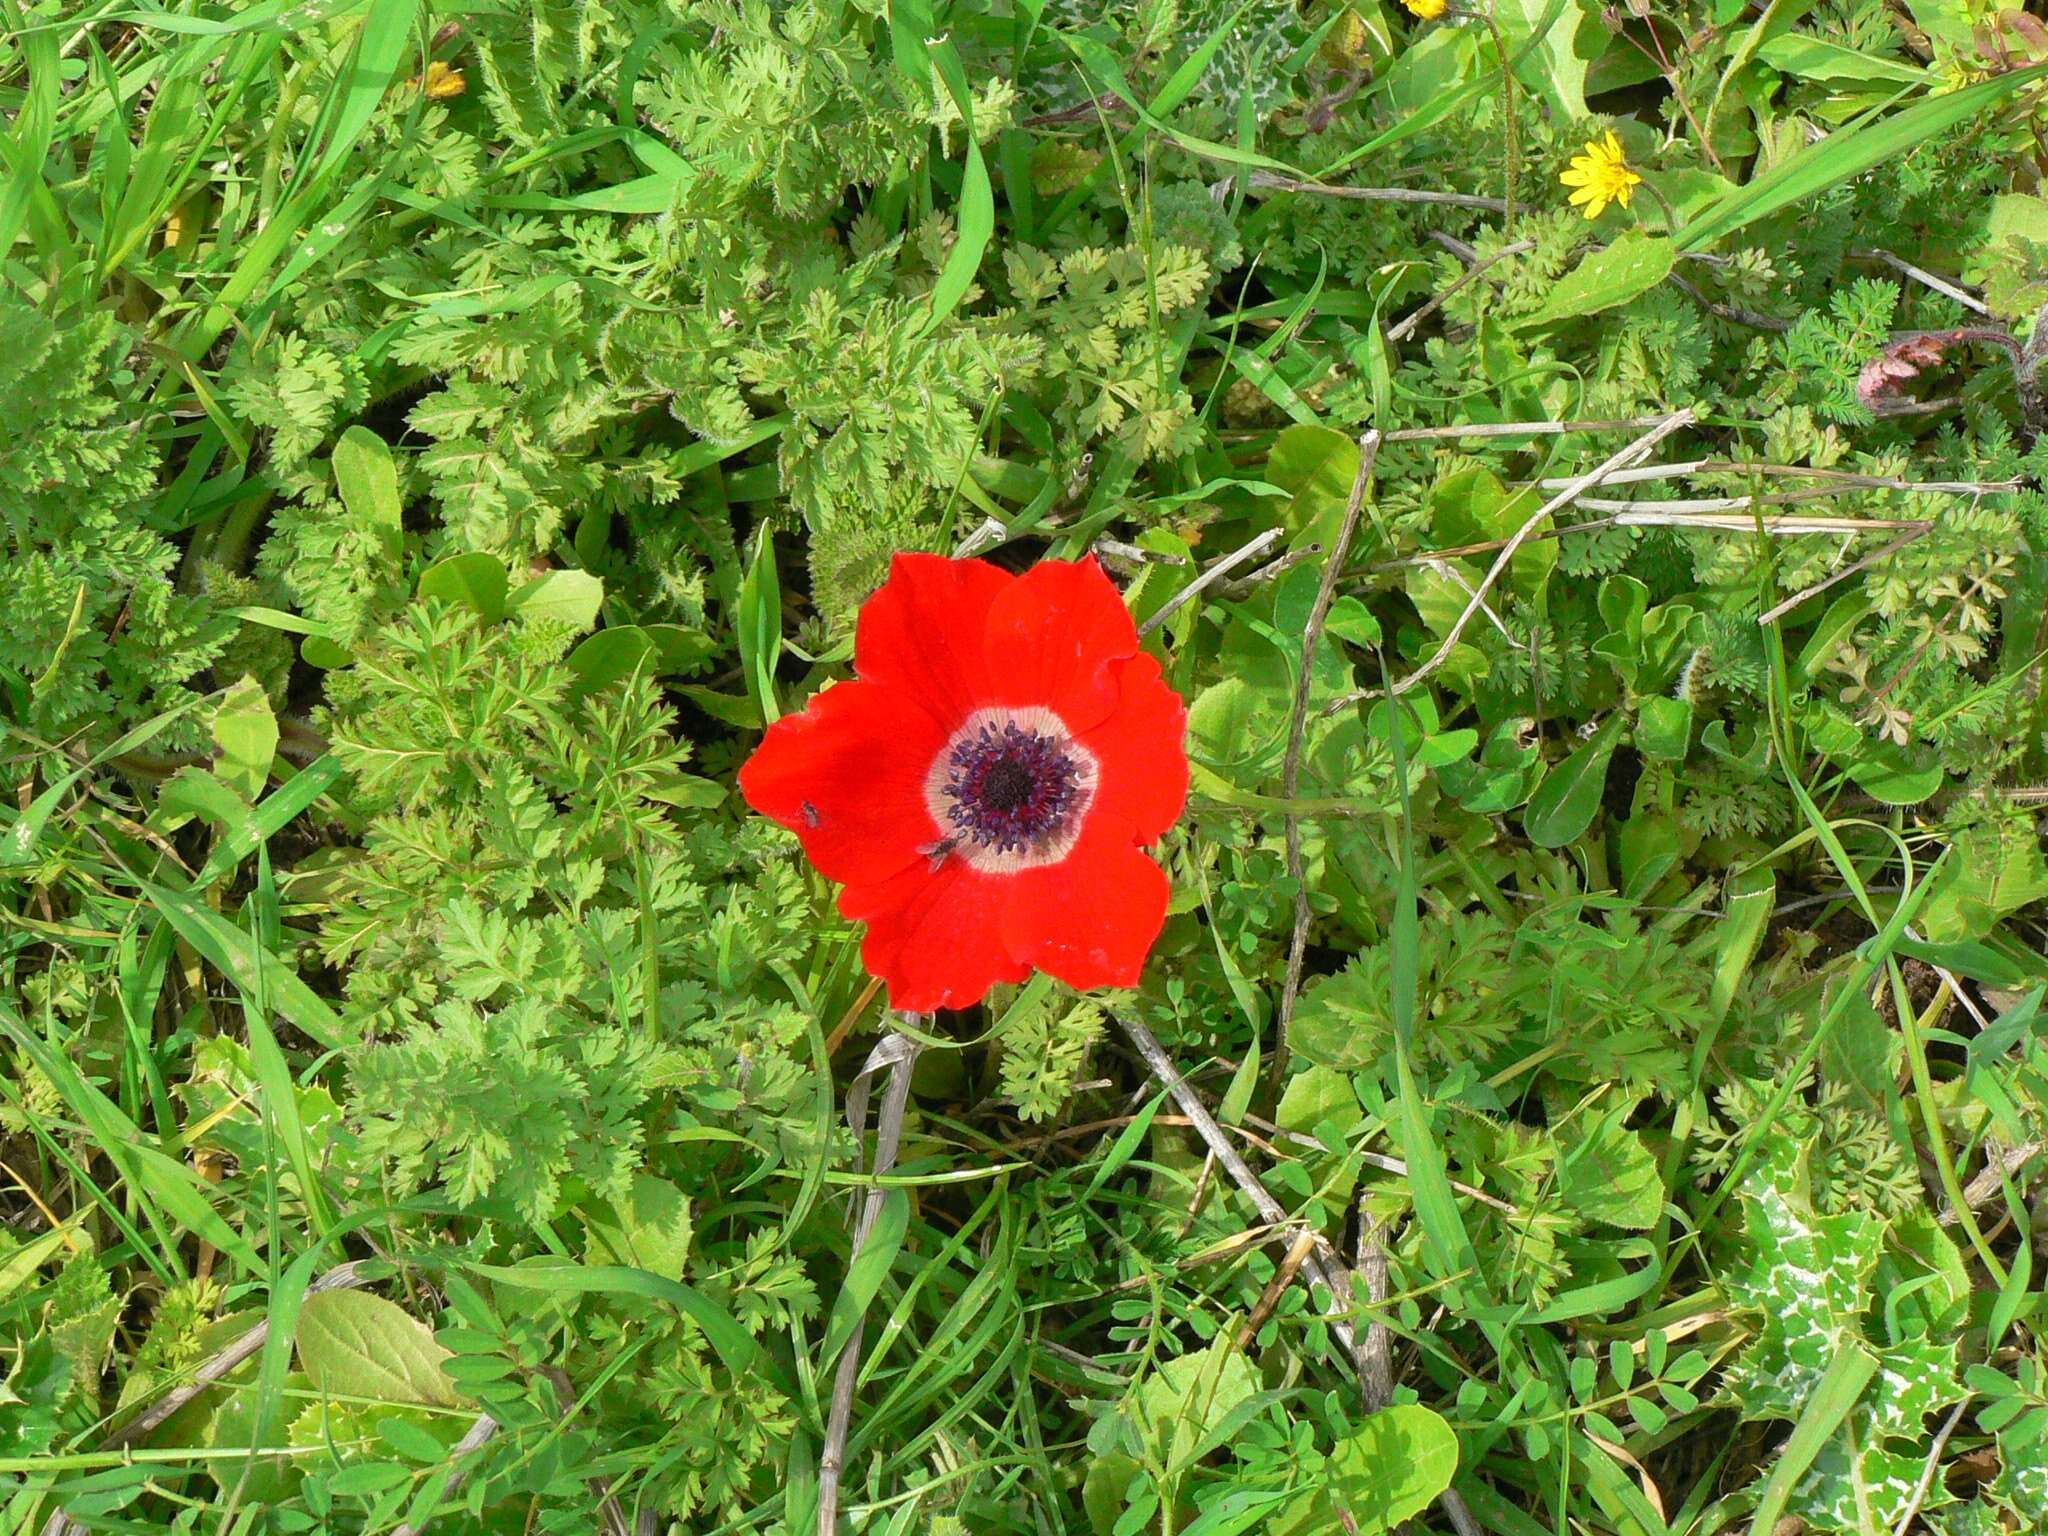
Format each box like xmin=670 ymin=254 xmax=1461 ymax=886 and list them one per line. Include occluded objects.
xmin=1679 ymin=64 xmax=2048 ymax=251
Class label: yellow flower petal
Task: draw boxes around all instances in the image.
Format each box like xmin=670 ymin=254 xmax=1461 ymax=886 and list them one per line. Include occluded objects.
xmin=1557 ymin=131 xmax=1639 ymax=221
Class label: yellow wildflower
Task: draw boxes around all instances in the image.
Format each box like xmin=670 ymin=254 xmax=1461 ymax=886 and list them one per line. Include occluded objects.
xmin=1559 ymin=131 xmax=1641 ymax=220
xmin=1401 ymin=0 xmax=1448 ymax=17
xmin=418 ymin=60 xmax=466 ymax=99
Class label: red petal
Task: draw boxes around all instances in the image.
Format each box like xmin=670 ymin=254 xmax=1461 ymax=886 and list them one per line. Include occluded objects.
xmin=1000 ymin=815 xmax=1170 ymax=993
xmin=981 ymin=556 xmax=1138 ymax=731
xmin=855 ymin=554 xmax=1012 ymax=725
xmin=841 ymin=859 xmax=1030 ymax=1012
xmin=736 ymin=680 xmax=945 ymax=888
xmin=1078 ymin=653 xmax=1189 ymax=846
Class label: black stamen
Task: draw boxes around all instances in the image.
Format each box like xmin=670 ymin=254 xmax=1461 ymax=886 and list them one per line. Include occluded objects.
xmin=942 ymin=720 xmax=1084 ymax=854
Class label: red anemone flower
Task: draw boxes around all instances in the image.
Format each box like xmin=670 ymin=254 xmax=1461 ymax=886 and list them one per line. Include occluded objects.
xmin=738 ymin=554 xmax=1188 ymax=1013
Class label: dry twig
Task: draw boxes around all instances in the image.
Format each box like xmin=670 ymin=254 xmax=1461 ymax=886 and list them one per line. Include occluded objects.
xmin=1384 ymin=415 xmax=1682 ymax=442
xmin=1529 ymin=461 xmax=2016 ymax=496
xmin=1756 ymin=526 xmax=1936 ymax=626
xmin=1324 ymin=410 xmax=1696 ymax=712
xmin=1891 ymin=1398 xmax=1972 ymax=1536
xmin=1237 ymin=1228 xmax=1322 ymax=1349
xmin=1853 ymin=248 xmax=1992 ymax=317
xmin=818 ymin=1027 xmax=925 ymax=1536
xmin=1666 ymin=271 xmax=1792 ymax=332
xmin=1114 ymin=1012 xmax=1361 ymax=1359
xmin=1276 ymin=432 xmax=1381 ymax=1090
xmin=1356 ymin=1212 xmax=1393 ymax=1412
xmin=41 ymin=1262 xmax=379 ymax=1536
xmin=1137 ymin=528 xmax=1284 ymax=637
xmin=1387 ymin=242 xmax=1535 ymax=344
xmin=1245 ymin=170 xmax=1508 ymax=212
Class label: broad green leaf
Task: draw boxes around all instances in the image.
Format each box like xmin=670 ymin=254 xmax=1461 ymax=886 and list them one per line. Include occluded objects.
xmin=508 ymin=568 xmax=604 ymax=632
xmin=1617 ymin=809 xmax=1684 ymax=898
xmin=1522 ymin=232 xmax=1677 ymax=327
xmin=1709 ymin=865 xmax=1775 ymax=1022
xmin=1129 ymin=1336 xmax=1259 ymax=1474
xmin=212 ymin=676 xmax=277 ymax=802
xmin=1967 ymin=193 xmax=2048 ymax=284
xmin=418 ymin=552 xmax=510 ymax=622
xmin=302 ymin=634 xmax=353 ymax=669
xmin=1755 ymin=34 xmax=1926 ymax=86
xmin=642 ymin=771 xmax=726 ymax=809
xmin=1844 ymin=740 xmax=1944 ymax=806
xmin=1437 ymin=718 xmax=1545 ymax=815
xmin=1916 ymin=819 xmax=2048 ymax=941
xmin=1325 ymin=596 xmax=1382 ymax=648
xmin=1268 ymin=1405 xmax=1460 ymax=1536
xmin=585 ymin=1174 xmax=694 ymax=1280
xmin=1558 ymin=1107 xmax=1664 ymax=1229
xmin=296 ymin=1290 xmax=467 ymax=1410
xmin=330 ymin=425 xmax=402 ymax=563
xmin=205 ymin=1373 xmax=309 ymax=1503
xmin=1634 ymin=695 xmax=1692 ymax=761
xmin=1082 ymin=1452 xmax=1142 ymax=1536
xmin=1791 ymin=592 xmax=1872 ymax=683
xmin=1187 ymin=676 xmax=1286 ymax=781
xmin=161 ymin=767 xmax=253 ymax=835
xmin=1267 ymin=423 xmax=1359 ymax=532
xmin=1275 ymin=1064 xmax=1363 ymax=1137
xmin=1290 ymin=962 xmax=1386 ymax=1071
xmin=1523 ymin=716 xmax=1624 ymax=848
xmin=1495 ymin=0 xmax=1591 ymax=119
xmin=567 ymin=624 xmax=718 ymax=697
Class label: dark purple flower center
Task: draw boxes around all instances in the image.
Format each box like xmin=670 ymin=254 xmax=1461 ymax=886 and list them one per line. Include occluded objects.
xmin=943 ymin=720 xmax=1084 ymax=854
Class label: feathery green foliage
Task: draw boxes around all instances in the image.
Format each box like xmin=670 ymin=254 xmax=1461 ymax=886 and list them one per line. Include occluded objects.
xmin=4 ymin=1 xmax=2048 ymax=1533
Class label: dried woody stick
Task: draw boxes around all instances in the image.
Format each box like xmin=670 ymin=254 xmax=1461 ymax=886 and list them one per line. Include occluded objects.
xmin=1115 ymin=1011 xmax=1362 ymax=1360
xmin=41 ymin=1262 xmax=379 ymax=1536
xmin=817 ymin=1026 xmax=925 ymax=1535
xmin=1324 ymin=409 xmax=1697 ymax=714
xmin=1274 ymin=431 xmax=1382 ymax=1092
xmin=1114 ymin=1012 xmax=1483 ymax=1536
xmin=42 ymin=1253 xmax=635 ymax=1536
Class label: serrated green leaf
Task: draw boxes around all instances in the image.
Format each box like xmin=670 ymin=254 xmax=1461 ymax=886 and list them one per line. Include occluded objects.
xmin=1723 ymin=1150 xmax=1885 ymax=1421
xmin=1267 ymin=1405 xmax=1460 ymax=1536
xmin=509 ymin=568 xmax=604 ymax=632
xmin=296 ymin=1291 xmax=466 ymax=1410
xmin=1522 ymin=232 xmax=1676 ymax=327
xmin=1558 ymin=1108 xmax=1664 ymax=1229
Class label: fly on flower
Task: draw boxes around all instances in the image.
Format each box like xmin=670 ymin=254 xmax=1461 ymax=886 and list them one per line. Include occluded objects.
xmin=739 ymin=554 xmax=1189 ymax=1013
xmin=1560 ymin=131 xmax=1641 ymax=221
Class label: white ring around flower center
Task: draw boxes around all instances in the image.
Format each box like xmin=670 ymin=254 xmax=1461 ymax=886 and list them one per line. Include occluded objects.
xmin=922 ymin=705 xmax=1099 ymax=874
